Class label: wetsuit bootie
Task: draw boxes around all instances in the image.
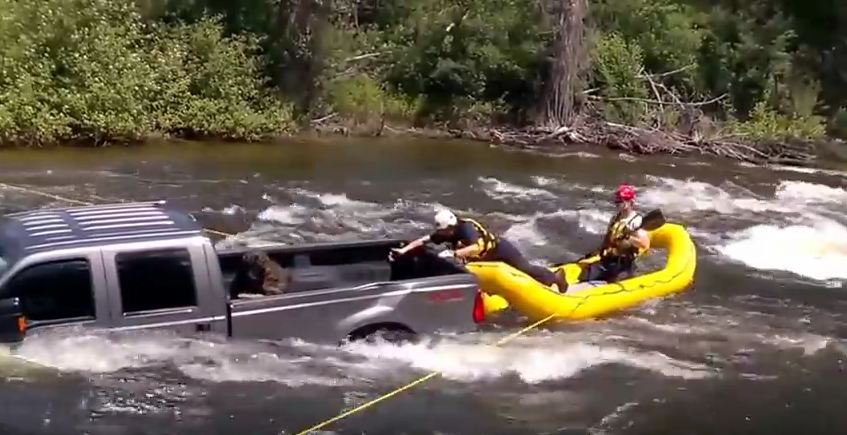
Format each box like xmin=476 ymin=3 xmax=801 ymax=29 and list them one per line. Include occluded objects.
xmin=554 ymin=269 xmax=568 ymax=293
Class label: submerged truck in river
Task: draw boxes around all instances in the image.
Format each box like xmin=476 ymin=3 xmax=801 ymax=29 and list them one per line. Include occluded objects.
xmin=0 ymin=201 xmax=486 ymax=344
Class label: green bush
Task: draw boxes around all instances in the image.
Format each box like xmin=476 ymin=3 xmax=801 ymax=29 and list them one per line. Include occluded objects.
xmin=0 ymin=0 xmax=292 ymax=146
xmin=591 ymin=32 xmax=649 ymax=124
xmin=3 ymin=0 xmax=847 ymax=146
xmin=592 ymin=0 xmax=704 ymax=94
xmin=327 ymin=73 xmax=416 ymax=123
xmin=727 ymin=100 xmax=827 ymax=141
xmin=148 ymin=18 xmax=294 ymax=139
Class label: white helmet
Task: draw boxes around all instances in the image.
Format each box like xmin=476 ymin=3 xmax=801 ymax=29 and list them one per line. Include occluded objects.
xmin=434 ymin=209 xmax=458 ymax=229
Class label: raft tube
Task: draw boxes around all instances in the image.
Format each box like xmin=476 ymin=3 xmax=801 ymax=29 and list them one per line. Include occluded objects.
xmin=469 ymin=222 xmax=697 ymax=322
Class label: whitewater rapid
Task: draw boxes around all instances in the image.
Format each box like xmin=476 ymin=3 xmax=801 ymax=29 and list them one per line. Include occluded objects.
xmin=216 ymin=173 xmax=847 ymax=284
xmin=2 ymin=163 xmax=844 ymax=390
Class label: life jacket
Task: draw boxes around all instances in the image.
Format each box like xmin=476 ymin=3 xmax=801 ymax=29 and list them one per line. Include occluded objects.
xmin=456 ymin=218 xmax=498 ymax=259
xmin=600 ymin=211 xmax=646 ymax=262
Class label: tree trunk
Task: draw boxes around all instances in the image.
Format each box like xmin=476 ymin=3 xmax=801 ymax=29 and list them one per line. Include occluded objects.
xmin=538 ymin=0 xmax=588 ymax=127
xmin=274 ymin=0 xmax=330 ymax=116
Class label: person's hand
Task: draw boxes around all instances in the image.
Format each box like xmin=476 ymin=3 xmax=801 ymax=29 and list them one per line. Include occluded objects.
xmin=614 ymin=234 xmax=633 ymax=248
xmin=577 ymin=249 xmax=599 ymax=263
xmin=388 ymin=248 xmax=404 ymax=262
xmin=437 ymin=249 xmax=455 ymax=259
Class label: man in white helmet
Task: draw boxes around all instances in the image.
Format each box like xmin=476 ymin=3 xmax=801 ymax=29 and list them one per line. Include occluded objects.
xmin=392 ymin=209 xmax=567 ymax=291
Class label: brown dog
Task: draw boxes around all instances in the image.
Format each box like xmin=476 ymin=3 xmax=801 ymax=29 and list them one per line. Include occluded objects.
xmin=239 ymin=251 xmax=290 ymax=295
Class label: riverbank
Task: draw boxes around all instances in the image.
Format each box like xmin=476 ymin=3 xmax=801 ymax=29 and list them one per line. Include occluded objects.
xmin=306 ymin=114 xmax=845 ymax=168
xmin=2 ymin=115 xmax=844 ymax=170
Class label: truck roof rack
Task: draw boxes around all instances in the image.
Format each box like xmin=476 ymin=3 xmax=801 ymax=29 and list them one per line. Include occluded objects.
xmin=2 ymin=200 xmax=203 ymax=252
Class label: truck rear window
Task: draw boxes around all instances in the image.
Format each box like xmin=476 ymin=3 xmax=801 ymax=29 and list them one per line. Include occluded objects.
xmin=117 ymin=248 xmax=198 ymax=314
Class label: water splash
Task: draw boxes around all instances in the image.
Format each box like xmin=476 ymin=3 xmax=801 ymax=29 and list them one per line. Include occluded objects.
xmin=478 ymin=176 xmax=558 ymax=202
xmin=339 ymin=332 xmax=715 ymax=383
xmin=716 ymin=218 xmax=847 ymax=281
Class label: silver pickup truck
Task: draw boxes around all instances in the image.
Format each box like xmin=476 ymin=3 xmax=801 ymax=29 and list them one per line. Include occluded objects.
xmin=0 ymin=201 xmax=486 ymax=345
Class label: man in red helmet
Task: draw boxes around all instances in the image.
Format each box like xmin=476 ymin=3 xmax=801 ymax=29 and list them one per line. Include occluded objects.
xmin=577 ymin=183 xmax=651 ymax=284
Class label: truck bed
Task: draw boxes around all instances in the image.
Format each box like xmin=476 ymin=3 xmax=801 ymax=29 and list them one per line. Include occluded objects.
xmin=217 ymin=239 xmax=464 ymax=298
xmin=216 ymin=240 xmax=479 ymax=342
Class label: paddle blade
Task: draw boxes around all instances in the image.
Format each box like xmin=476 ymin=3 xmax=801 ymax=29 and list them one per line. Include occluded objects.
xmin=639 ymin=209 xmax=666 ymax=231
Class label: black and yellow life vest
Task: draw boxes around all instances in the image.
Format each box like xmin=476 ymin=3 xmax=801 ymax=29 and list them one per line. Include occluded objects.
xmin=600 ymin=212 xmax=645 ymax=260
xmin=457 ymin=218 xmax=498 ymax=259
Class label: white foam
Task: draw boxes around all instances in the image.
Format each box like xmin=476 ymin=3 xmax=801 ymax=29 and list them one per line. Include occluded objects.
xmin=571 ymin=209 xmax=612 ymax=234
xmin=640 ymin=177 xmax=782 ymax=214
xmin=340 ymin=333 xmax=714 ymax=383
xmin=201 ymin=204 xmax=244 ymax=215
xmin=13 ymin=330 xmax=355 ymax=387
xmin=716 ymin=219 xmax=847 ymax=281
xmin=530 ymin=176 xmax=559 ymax=187
xmin=774 ymin=180 xmax=847 ymax=205
xmin=257 ymin=204 xmax=308 ymax=225
xmin=316 ymin=193 xmax=360 ymax=207
xmin=502 ymin=217 xmax=550 ymax=248
xmin=642 ymin=177 xmax=847 ymax=217
xmin=769 ymin=164 xmax=847 ymax=178
xmin=635 ymin=177 xmax=847 ymax=280
xmin=478 ymin=176 xmax=557 ymax=201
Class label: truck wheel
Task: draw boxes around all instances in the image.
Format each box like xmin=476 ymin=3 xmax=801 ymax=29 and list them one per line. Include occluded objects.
xmin=368 ymin=328 xmax=417 ymax=344
xmin=346 ymin=324 xmax=418 ymax=345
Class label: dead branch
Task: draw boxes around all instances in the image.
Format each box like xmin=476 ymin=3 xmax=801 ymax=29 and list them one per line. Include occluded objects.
xmin=638 ymin=64 xmax=695 ymax=79
xmin=587 ymin=93 xmax=728 ymax=107
xmin=642 ymin=66 xmax=665 ymax=116
xmin=343 ymin=51 xmax=389 ymax=63
xmin=310 ymin=113 xmax=337 ymax=124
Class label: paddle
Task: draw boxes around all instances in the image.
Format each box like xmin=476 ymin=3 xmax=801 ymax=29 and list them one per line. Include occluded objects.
xmin=556 ymin=209 xmax=666 ymax=266
xmin=635 ymin=209 xmax=667 ymax=232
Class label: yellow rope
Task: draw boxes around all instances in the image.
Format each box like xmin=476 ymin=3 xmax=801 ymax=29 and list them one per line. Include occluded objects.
xmin=0 ymin=182 xmax=94 ymax=206
xmin=1 ymin=181 xmax=562 ymax=435
xmin=293 ymin=312 xmax=558 ymax=435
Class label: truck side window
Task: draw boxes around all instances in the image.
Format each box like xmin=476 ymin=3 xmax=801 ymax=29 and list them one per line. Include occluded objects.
xmin=6 ymin=259 xmax=95 ymax=322
xmin=117 ymin=248 xmax=197 ymax=314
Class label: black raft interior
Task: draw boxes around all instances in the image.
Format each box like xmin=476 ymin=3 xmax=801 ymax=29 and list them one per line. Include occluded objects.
xmin=217 ymin=240 xmax=466 ymax=298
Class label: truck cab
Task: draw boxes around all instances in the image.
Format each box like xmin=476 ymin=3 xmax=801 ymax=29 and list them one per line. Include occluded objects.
xmin=0 ymin=201 xmax=230 ymax=341
xmin=0 ymin=201 xmax=485 ymax=344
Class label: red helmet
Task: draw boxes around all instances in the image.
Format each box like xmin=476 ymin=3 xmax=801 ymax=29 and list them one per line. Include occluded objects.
xmin=614 ymin=184 xmax=636 ymax=202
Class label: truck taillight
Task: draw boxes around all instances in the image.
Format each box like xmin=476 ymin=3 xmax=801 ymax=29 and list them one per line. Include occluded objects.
xmin=17 ymin=315 xmax=26 ymax=334
xmin=472 ymin=290 xmax=485 ymax=324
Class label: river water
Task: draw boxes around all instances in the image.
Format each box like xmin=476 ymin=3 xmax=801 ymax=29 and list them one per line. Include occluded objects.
xmin=0 ymin=138 xmax=846 ymax=435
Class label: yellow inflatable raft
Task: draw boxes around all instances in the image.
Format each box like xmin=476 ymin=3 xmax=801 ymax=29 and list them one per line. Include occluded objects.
xmin=469 ymin=222 xmax=697 ymax=322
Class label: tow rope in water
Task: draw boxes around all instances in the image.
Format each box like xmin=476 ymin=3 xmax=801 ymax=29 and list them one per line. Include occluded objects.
xmin=292 ymin=312 xmax=557 ymax=435
xmin=0 ymin=181 xmax=560 ymax=434
xmin=0 ymin=182 xmax=231 ymax=237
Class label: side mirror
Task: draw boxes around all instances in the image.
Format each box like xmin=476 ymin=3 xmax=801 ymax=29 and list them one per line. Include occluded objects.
xmin=0 ymin=297 xmax=26 ymax=343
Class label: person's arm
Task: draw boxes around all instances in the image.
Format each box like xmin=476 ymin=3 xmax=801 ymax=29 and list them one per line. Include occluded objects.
xmin=617 ymin=228 xmax=649 ymax=250
xmin=396 ymin=234 xmax=431 ymax=255
xmin=454 ymin=243 xmax=482 ymax=259
xmin=617 ymin=215 xmax=650 ymax=251
xmin=451 ymin=224 xmax=484 ymax=259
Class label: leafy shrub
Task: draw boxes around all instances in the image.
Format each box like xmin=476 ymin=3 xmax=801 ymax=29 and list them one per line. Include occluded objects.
xmin=591 ymin=32 xmax=649 ymax=124
xmin=0 ymin=0 xmax=292 ymax=146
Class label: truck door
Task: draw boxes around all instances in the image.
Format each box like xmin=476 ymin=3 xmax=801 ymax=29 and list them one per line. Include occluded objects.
xmin=101 ymin=239 xmax=227 ymax=334
xmin=0 ymin=250 xmax=111 ymax=337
